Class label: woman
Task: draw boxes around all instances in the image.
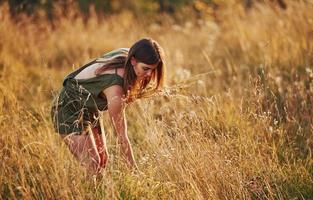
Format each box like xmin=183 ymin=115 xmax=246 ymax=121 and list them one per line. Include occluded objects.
xmin=51 ymin=38 xmax=165 ymax=175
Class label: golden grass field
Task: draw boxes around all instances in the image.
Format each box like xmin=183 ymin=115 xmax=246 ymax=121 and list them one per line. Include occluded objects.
xmin=0 ymin=1 xmax=313 ymax=199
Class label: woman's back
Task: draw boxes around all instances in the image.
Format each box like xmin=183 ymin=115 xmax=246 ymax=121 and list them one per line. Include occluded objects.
xmin=74 ymin=48 xmax=128 ymax=80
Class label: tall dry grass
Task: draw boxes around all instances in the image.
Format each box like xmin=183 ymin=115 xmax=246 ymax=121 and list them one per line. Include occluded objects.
xmin=0 ymin=1 xmax=313 ymax=199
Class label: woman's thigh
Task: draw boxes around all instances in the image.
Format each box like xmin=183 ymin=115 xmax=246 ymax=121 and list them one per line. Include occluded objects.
xmin=61 ymin=133 xmax=101 ymax=171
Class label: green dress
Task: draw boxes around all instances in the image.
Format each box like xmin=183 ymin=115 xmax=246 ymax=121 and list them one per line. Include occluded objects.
xmin=51 ymin=48 xmax=128 ymax=134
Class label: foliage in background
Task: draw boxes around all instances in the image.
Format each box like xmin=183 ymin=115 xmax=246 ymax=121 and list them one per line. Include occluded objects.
xmin=5 ymin=0 xmax=207 ymax=18
xmin=4 ymin=0 xmax=288 ymax=21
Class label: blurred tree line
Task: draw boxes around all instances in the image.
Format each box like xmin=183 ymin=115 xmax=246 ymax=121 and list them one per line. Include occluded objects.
xmin=2 ymin=0 xmax=214 ymax=18
xmin=2 ymin=0 xmax=287 ymax=20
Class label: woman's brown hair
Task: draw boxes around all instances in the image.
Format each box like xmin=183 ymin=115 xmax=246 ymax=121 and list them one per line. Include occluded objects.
xmin=124 ymin=38 xmax=165 ymax=98
xmin=96 ymin=38 xmax=165 ymax=99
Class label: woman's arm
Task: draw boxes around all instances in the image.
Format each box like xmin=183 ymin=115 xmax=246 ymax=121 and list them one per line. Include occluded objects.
xmin=102 ymin=85 xmax=138 ymax=169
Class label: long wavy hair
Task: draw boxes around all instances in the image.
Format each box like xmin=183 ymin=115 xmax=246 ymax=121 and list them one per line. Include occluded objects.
xmin=95 ymin=38 xmax=165 ymax=100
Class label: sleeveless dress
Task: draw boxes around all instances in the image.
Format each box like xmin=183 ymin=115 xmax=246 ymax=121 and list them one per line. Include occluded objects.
xmin=51 ymin=48 xmax=128 ymax=134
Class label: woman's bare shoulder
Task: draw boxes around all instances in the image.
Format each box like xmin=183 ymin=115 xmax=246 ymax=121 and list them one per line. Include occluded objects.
xmin=101 ymin=68 xmax=125 ymax=97
xmin=102 ymin=85 xmax=124 ymax=104
xmin=115 ymin=68 xmax=125 ymax=78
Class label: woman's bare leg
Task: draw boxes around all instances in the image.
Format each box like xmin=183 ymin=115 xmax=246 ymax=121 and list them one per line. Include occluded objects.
xmin=61 ymin=131 xmax=101 ymax=176
xmin=92 ymin=124 xmax=109 ymax=170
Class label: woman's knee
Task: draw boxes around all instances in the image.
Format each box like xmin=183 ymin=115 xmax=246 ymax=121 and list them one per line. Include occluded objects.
xmin=90 ymin=153 xmax=103 ymax=172
xmin=90 ymin=152 xmax=107 ymax=173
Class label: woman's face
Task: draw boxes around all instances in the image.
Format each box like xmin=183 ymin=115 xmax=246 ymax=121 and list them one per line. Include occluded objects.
xmin=131 ymin=57 xmax=158 ymax=80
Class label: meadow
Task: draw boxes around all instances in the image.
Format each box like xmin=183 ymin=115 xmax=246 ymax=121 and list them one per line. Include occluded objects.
xmin=0 ymin=1 xmax=313 ymax=199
